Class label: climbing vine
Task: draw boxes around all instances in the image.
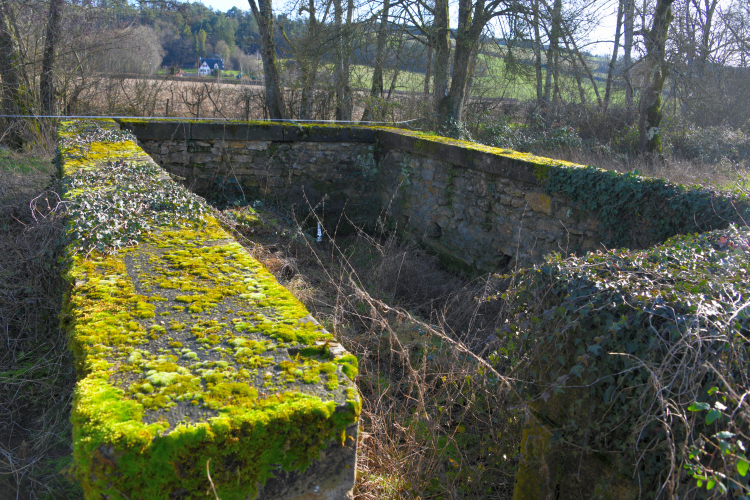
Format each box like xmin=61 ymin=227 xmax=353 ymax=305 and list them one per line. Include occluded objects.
xmin=504 ymin=225 xmax=750 ymax=497
xmin=63 ymin=160 xmax=209 ymax=255
xmin=541 ymin=165 xmax=750 ymax=248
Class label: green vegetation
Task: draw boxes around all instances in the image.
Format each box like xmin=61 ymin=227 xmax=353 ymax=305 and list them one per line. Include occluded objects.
xmin=5 ymin=114 xmax=749 ymax=499
xmin=222 ymin=204 xmax=523 ymax=499
xmin=506 ymin=225 xmax=750 ymax=497
xmin=0 ymin=147 xmax=50 ymax=173
xmin=0 ymin=145 xmax=80 ymax=498
xmin=540 ymin=163 xmax=750 ymax=248
xmin=59 ymin=119 xmax=360 ymax=499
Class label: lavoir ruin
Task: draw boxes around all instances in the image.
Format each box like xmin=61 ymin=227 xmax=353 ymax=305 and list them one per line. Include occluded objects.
xmin=58 ymin=118 xmax=750 ymax=499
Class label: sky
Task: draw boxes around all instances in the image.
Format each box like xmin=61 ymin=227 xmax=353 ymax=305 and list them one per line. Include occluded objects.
xmin=195 ymin=0 xmax=619 ymax=57
xmin=198 ymin=0 xmax=251 ymax=12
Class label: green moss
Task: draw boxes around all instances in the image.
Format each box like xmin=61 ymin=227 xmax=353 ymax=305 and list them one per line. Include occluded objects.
xmin=59 ymin=119 xmax=360 ymax=499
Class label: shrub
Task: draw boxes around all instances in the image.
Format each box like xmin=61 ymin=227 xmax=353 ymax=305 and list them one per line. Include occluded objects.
xmin=480 ymin=117 xmax=583 ymax=154
xmin=504 ymin=225 xmax=750 ymax=498
xmin=668 ymin=125 xmax=750 ymax=163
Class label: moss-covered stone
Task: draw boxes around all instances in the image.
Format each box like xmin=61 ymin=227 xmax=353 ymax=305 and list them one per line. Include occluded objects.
xmin=59 ymin=119 xmax=360 ymax=500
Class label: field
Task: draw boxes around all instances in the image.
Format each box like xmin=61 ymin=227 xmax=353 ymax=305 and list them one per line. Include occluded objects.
xmin=89 ymin=47 xmax=617 ymax=123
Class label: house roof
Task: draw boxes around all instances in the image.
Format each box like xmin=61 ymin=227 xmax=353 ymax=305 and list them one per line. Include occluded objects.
xmin=199 ymin=57 xmax=223 ymax=70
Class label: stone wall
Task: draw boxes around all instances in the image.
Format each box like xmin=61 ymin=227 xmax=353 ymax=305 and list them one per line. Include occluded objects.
xmin=129 ymin=121 xmax=381 ymax=228
xmin=122 ymin=120 xmax=604 ymax=271
xmin=122 ymin=120 xmax=745 ymax=272
xmin=376 ymin=144 xmax=600 ymax=271
xmin=59 ymin=119 xmax=361 ymax=499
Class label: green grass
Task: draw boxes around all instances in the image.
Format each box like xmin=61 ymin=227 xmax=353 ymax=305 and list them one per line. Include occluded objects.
xmin=0 ymin=147 xmax=51 ymax=173
xmin=473 ymin=51 xmax=625 ymax=102
xmin=348 ymin=64 xmax=427 ymax=93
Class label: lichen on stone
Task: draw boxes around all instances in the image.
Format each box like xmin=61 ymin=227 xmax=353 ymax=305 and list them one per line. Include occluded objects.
xmin=59 ymin=119 xmax=360 ymax=500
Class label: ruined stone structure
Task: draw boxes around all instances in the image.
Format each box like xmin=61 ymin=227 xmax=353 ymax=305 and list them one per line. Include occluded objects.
xmin=62 ymin=118 xmax=747 ymax=499
xmin=59 ymin=119 xmax=360 ymax=500
xmin=124 ymin=120 xmax=601 ymax=272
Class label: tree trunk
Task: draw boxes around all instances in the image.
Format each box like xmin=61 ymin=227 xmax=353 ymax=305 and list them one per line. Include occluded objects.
xmin=696 ymin=0 xmax=719 ymax=76
xmin=0 ymin=0 xmax=27 ymax=116
xmin=40 ymin=0 xmax=63 ymax=116
xmin=604 ymin=0 xmax=625 ymax=110
xmin=248 ymin=0 xmax=285 ymax=119
xmin=547 ymin=0 xmax=562 ymax=102
xmin=299 ymin=0 xmax=317 ymax=120
xmin=544 ymin=38 xmax=553 ymax=100
xmin=565 ymin=29 xmax=602 ymax=107
xmin=334 ymin=0 xmax=354 ymax=120
xmin=333 ymin=0 xmax=354 ymax=121
xmin=638 ymin=0 xmax=675 ymax=153
xmin=341 ymin=0 xmax=354 ymax=119
xmin=424 ymin=42 xmax=432 ymax=95
xmin=623 ymin=0 xmax=635 ymax=111
xmin=0 ymin=0 xmax=29 ymax=146
xmin=432 ymin=0 xmax=450 ymax=118
xmin=533 ymin=0 xmax=544 ymax=101
xmin=361 ymin=0 xmax=389 ymax=121
xmin=437 ymin=0 xmax=484 ymax=128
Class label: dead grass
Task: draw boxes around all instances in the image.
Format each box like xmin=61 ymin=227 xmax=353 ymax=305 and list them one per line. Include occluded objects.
xmin=537 ymin=144 xmax=748 ymax=188
xmin=0 ymin=149 xmax=80 ymax=500
xmin=220 ymin=206 xmax=524 ymax=499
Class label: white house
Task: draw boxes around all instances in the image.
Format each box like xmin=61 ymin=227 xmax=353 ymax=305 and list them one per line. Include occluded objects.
xmin=198 ymin=57 xmax=223 ymax=77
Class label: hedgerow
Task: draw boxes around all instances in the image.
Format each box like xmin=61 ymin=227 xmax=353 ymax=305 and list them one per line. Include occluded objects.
xmin=505 ymin=225 xmax=750 ymax=498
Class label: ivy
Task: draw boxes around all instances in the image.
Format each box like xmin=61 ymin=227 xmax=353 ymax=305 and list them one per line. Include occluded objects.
xmin=506 ymin=225 xmax=750 ymax=497
xmin=542 ymin=164 xmax=750 ymax=248
xmin=63 ymin=159 xmax=209 ymax=255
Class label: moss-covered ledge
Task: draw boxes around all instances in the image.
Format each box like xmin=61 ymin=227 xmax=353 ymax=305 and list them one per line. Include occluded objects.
xmin=58 ymin=119 xmax=360 ymax=500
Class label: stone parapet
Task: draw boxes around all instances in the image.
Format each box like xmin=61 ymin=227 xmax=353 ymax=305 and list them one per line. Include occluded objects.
xmin=120 ymin=119 xmax=746 ymax=273
xmin=58 ymin=119 xmax=360 ymax=500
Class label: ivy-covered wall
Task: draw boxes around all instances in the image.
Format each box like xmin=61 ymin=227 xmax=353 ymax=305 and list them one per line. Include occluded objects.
xmin=59 ymin=119 xmax=360 ymax=500
xmin=82 ymin=119 xmax=750 ymax=498
xmin=123 ymin=119 xmax=750 ymax=272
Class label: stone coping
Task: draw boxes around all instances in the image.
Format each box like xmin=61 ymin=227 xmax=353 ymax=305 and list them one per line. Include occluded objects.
xmin=59 ymin=119 xmax=360 ymax=499
xmin=118 ymin=119 xmax=578 ymax=185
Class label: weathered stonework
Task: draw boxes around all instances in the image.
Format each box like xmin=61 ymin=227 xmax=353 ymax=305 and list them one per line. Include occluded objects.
xmin=108 ymin=119 xmax=750 ymax=500
xmin=59 ymin=119 xmax=360 ymax=500
xmin=122 ymin=120 xmax=602 ymax=271
xmin=139 ymin=138 xmax=378 ymax=226
xmin=376 ymin=149 xmax=600 ymax=270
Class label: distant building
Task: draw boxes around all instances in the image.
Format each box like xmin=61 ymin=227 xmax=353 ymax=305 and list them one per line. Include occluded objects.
xmin=198 ymin=57 xmax=223 ymax=76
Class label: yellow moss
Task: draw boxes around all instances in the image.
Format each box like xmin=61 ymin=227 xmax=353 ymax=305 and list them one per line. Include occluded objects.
xmin=60 ymin=119 xmax=360 ymax=499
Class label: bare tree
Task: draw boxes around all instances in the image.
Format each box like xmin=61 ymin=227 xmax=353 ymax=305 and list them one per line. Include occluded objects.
xmin=639 ymin=0 xmax=675 ymax=153
xmin=333 ymin=0 xmax=354 ymax=120
xmin=40 ymin=0 xmax=63 ymax=115
xmin=623 ymin=0 xmax=635 ymax=111
xmin=248 ymin=0 xmax=285 ymax=119
xmin=0 ymin=2 xmax=23 ymax=113
xmin=604 ymin=0 xmax=626 ymax=109
xmin=361 ymin=0 xmax=391 ymax=121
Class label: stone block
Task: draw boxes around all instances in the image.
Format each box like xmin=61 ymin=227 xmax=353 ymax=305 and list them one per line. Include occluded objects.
xmin=191 ymin=121 xmax=284 ymax=141
xmin=58 ymin=119 xmax=360 ymax=500
xmin=283 ymin=125 xmax=376 ymax=143
xmin=119 ymin=119 xmax=190 ymax=140
xmin=524 ymin=192 xmax=553 ymax=216
xmin=534 ymin=218 xmax=562 ymax=234
xmin=247 ymin=141 xmax=271 ymax=151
